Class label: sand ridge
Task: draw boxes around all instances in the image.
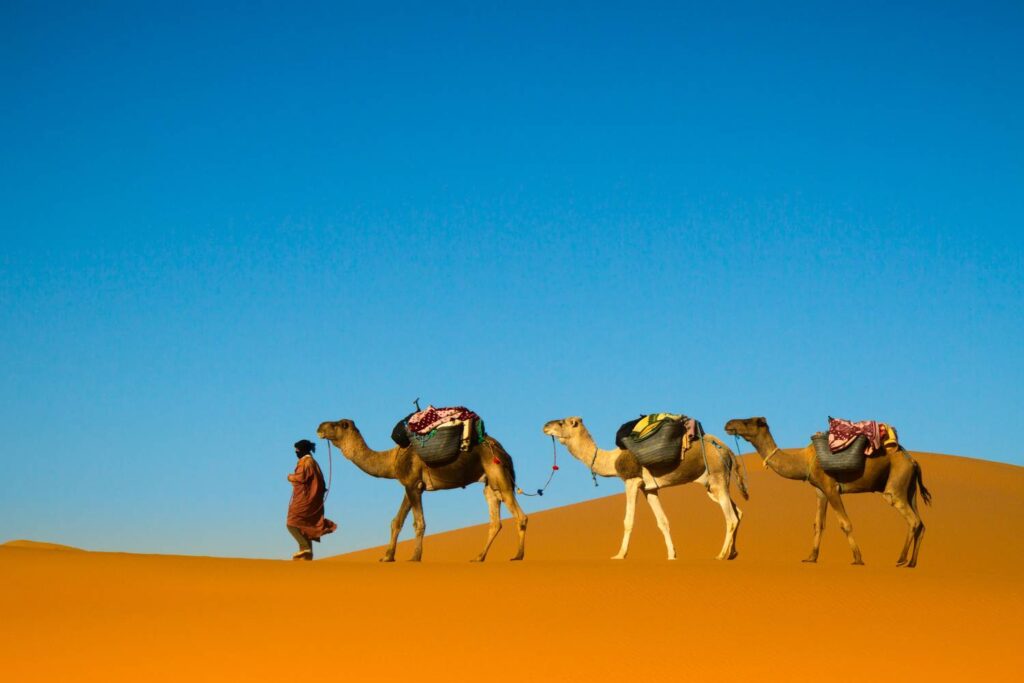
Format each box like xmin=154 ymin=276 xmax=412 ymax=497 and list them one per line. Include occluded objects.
xmin=1 ymin=451 xmax=1021 ymax=682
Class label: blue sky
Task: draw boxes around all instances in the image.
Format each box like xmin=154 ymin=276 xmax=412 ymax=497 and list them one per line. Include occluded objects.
xmin=1 ymin=1 xmax=1021 ymax=558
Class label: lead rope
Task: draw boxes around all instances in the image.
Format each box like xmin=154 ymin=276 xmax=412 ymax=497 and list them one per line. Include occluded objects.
xmin=516 ymin=436 xmax=561 ymax=497
xmin=323 ymin=440 xmax=334 ymax=502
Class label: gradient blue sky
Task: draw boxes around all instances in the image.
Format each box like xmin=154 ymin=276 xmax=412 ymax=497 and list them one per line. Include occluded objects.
xmin=2 ymin=1 xmax=1021 ymax=558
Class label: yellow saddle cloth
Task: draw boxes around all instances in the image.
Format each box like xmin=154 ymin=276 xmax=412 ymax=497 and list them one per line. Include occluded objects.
xmin=631 ymin=413 xmax=684 ymax=441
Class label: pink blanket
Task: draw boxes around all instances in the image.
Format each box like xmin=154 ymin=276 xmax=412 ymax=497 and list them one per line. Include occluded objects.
xmin=828 ymin=417 xmax=887 ymax=456
xmin=407 ymin=406 xmax=479 ymax=435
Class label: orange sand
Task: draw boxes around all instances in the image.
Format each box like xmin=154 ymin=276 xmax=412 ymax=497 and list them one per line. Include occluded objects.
xmin=2 ymin=452 xmax=1022 ymax=682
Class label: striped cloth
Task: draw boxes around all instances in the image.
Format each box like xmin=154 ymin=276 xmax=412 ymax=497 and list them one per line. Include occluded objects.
xmin=407 ymin=406 xmax=479 ymax=435
xmin=828 ymin=417 xmax=899 ymax=456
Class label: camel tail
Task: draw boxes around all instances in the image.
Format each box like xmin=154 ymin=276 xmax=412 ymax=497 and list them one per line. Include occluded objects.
xmin=732 ymin=448 xmax=750 ymax=500
xmin=710 ymin=436 xmax=748 ymax=500
xmin=914 ymin=461 xmax=932 ymax=506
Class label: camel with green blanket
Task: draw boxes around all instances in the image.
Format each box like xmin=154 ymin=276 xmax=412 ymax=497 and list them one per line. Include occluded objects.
xmin=542 ymin=416 xmax=748 ymax=560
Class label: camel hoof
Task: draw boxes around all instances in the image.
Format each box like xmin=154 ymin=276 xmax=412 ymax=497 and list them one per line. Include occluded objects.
xmin=379 ymin=556 xmax=395 ymax=563
xmin=408 ymin=557 xmax=422 ymax=563
xmin=667 ymin=556 xmax=677 ymax=561
xmin=470 ymin=557 xmax=484 ymax=563
xmin=896 ymin=560 xmax=907 ymax=567
xmin=610 ymin=555 xmax=626 ymax=560
xmin=802 ymin=557 xmax=818 ymax=564
xmin=726 ymin=550 xmax=739 ymax=560
xmin=509 ymin=556 xmax=524 ymax=562
xmin=852 ymin=560 xmax=865 ymax=566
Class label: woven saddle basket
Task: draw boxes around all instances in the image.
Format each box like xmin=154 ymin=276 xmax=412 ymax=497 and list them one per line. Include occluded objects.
xmin=811 ymin=432 xmax=867 ymax=473
xmin=622 ymin=419 xmax=687 ymax=467
xmin=406 ymin=423 xmax=463 ymax=466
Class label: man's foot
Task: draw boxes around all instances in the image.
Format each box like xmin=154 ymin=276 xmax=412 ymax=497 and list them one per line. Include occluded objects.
xmin=292 ymin=549 xmax=312 ymax=561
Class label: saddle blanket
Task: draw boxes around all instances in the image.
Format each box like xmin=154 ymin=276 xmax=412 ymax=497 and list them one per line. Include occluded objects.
xmin=629 ymin=413 xmax=704 ymax=451
xmin=828 ymin=417 xmax=899 ymax=456
xmin=407 ymin=406 xmax=479 ymax=435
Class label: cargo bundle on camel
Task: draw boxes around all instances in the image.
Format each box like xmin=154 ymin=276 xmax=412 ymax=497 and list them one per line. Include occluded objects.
xmin=391 ymin=405 xmax=487 ymax=466
xmin=542 ymin=414 xmax=748 ymax=561
xmin=724 ymin=416 xmax=930 ymax=567
xmin=317 ymin=406 xmax=527 ymax=562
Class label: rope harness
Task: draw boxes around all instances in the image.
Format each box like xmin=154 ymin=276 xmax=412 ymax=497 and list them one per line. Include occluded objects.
xmin=516 ymin=435 xmax=561 ymax=497
xmin=323 ymin=440 xmax=334 ymax=501
xmin=756 ymin=442 xmax=812 ymax=481
xmin=589 ymin=447 xmax=600 ymax=487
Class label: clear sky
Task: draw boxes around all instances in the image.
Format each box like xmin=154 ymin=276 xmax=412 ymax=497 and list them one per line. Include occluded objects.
xmin=1 ymin=1 xmax=1021 ymax=559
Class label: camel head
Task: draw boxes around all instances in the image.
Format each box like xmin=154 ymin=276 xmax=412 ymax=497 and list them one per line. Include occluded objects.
xmin=724 ymin=417 xmax=770 ymax=443
xmin=316 ymin=419 xmax=361 ymax=444
xmin=542 ymin=416 xmax=586 ymax=444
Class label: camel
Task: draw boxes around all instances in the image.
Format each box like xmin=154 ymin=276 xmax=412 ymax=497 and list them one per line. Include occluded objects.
xmin=316 ymin=419 xmax=528 ymax=562
xmin=542 ymin=417 xmax=748 ymax=560
xmin=724 ymin=417 xmax=931 ymax=567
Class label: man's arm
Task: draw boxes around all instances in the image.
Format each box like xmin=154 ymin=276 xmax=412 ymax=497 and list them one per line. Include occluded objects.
xmin=287 ymin=460 xmax=313 ymax=483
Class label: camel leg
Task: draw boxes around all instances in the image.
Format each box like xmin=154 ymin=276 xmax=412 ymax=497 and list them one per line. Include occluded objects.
xmin=497 ymin=487 xmax=528 ymax=561
xmin=803 ymin=489 xmax=828 ymax=563
xmin=612 ymin=478 xmax=642 ymax=560
xmin=643 ymin=488 xmax=676 ymax=560
xmin=472 ymin=486 xmax=502 ymax=563
xmin=706 ymin=478 xmax=741 ymax=560
xmin=406 ymin=486 xmax=426 ymax=562
xmin=381 ymin=493 xmax=412 ymax=562
xmin=906 ymin=494 xmax=925 ymax=568
xmin=886 ymin=492 xmax=925 ymax=568
xmin=884 ymin=491 xmax=913 ymax=566
xmin=823 ymin=489 xmax=864 ymax=565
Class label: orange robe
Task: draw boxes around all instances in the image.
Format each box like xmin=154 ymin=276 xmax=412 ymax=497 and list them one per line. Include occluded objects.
xmin=287 ymin=455 xmax=337 ymax=540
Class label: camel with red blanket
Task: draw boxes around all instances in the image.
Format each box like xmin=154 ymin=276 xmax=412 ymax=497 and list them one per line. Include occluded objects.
xmin=724 ymin=417 xmax=930 ymax=567
xmin=316 ymin=419 xmax=527 ymax=562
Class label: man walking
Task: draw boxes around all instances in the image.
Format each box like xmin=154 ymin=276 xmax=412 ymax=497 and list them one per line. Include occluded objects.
xmin=286 ymin=439 xmax=337 ymax=560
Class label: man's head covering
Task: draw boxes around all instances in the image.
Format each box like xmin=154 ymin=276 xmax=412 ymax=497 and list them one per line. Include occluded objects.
xmin=294 ymin=439 xmax=316 ymax=456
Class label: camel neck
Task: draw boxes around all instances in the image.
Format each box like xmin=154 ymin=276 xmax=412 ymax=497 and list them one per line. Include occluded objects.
xmin=748 ymin=430 xmax=809 ymax=481
xmin=330 ymin=434 xmax=399 ymax=479
xmin=561 ymin=429 xmax=620 ymax=478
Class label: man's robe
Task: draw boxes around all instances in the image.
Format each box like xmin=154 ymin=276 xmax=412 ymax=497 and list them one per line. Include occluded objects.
xmin=287 ymin=455 xmax=337 ymax=540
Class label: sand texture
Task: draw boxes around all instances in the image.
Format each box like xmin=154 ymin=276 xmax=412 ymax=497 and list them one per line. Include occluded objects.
xmin=2 ymin=452 xmax=1022 ymax=682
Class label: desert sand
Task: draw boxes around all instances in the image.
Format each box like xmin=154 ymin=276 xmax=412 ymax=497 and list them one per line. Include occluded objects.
xmin=2 ymin=451 xmax=1022 ymax=682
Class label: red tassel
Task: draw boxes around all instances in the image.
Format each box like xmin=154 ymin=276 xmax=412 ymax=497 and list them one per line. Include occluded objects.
xmin=552 ymin=465 xmax=560 ymax=471
xmin=493 ymin=457 xmax=501 ymax=464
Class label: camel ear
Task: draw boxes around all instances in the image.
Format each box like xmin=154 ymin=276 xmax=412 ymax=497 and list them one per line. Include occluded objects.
xmin=757 ymin=417 xmax=767 ymax=427
xmin=569 ymin=418 xmax=580 ymax=428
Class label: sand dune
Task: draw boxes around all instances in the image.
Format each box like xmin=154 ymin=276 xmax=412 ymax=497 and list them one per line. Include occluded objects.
xmin=1 ymin=539 xmax=84 ymax=552
xmin=1 ymin=452 xmax=1021 ymax=682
